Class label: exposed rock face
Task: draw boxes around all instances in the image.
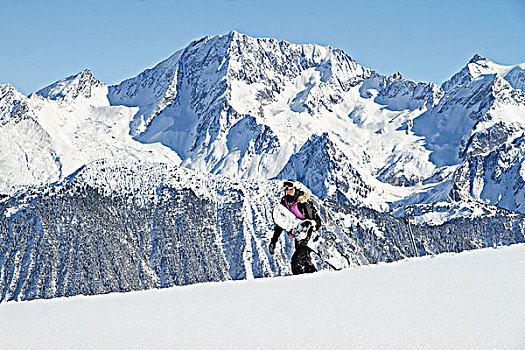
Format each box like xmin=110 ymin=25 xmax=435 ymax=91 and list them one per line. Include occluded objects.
xmin=277 ymin=133 xmax=371 ymax=205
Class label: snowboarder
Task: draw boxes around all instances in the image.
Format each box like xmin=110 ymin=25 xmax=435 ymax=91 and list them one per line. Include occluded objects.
xmin=268 ymin=179 xmax=322 ymax=275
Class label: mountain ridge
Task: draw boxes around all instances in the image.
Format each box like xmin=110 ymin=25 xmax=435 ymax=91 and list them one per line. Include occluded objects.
xmin=1 ymin=31 xmax=525 ymax=220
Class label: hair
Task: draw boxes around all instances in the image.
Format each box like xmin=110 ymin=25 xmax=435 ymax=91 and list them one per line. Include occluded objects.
xmin=297 ymin=190 xmax=308 ymax=203
xmin=283 ymin=179 xmax=308 ymax=203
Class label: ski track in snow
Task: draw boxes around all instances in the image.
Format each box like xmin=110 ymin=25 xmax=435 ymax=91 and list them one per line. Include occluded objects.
xmin=1 ymin=244 xmax=524 ymax=349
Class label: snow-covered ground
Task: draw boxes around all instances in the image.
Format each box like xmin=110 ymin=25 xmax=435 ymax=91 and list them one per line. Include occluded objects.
xmin=2 ymin=245 xmax=524 ymax=349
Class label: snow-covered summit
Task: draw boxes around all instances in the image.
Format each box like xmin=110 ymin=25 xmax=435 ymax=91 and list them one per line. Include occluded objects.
xmin=35 ymin=69 xmax=107 ymax=101
xmin=410 ymin=52 xmax=525 ymax=216
xmin=443 ymin=54 xmax=525 ymax=92
xmin=0 ymin=83 xmax=31 ymax=125
xmin=103 ymin=31 xmax=443 ymax=212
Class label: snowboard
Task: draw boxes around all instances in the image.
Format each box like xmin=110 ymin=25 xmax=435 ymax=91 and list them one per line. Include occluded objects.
xmin=272 ymin=204 xmax=349 ymax=270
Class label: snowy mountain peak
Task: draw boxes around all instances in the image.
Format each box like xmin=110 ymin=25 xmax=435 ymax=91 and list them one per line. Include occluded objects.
xmin=0 ymin=83 xmax=30 ymax=125
xmin=390 ymin=72 xmax=405 ymax=81
xmin=0 ymin=83 xmax=25 ymax=105
xmin=36 ymin=69 xmax=106 ymax=101
xmin=106 ymin=31 xmax=379 ymax=179
xmin=0 ymin=83 xmax=18 ymax=94
xmin=443 ymin=55 xmax=525 ymax=93
xmin=227 ymin=29 xmax=242 ymax=39
xmin=469 ymin=54 xmax=486 ymax=64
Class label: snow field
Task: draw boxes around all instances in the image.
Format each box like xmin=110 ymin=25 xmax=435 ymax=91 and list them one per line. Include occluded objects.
xmin=1 ymin=244 xmax=524 ymax=349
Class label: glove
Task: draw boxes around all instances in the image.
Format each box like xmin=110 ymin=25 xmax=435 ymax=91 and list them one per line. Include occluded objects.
xmin=268 ymin=242 xmax=275 ymax=255
xmin=299 ymin=226 xmax=314 ymax=246
xmin=297 ymin=237 xmax=310 ymax=246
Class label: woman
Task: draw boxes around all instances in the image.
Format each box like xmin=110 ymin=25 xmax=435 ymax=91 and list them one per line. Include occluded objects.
xmin=268 ymin=180 xmax=322 ymax=274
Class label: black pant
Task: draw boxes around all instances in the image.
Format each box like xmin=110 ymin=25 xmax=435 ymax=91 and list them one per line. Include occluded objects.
xmin=291 ymin=241 xmax=317 ymax=275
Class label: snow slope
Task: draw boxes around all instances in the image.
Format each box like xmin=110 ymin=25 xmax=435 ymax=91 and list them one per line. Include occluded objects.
xmin=2 ymin=244 xmax=524 ymax=349
xmin=0 ymin=71 xmax=181 ymax=195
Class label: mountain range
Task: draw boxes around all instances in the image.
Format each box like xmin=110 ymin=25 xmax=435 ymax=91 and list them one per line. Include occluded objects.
xmin=1 ymin=31 xmax=524 ymax=302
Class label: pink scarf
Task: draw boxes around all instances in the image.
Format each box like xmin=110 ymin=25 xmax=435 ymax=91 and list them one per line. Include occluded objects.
xmin=285 ymin=201 xmax=305 ymax=220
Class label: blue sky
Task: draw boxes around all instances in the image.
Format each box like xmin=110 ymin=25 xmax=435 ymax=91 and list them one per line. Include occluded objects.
xmin=1 ymin=0 xmax=523 ymax=95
